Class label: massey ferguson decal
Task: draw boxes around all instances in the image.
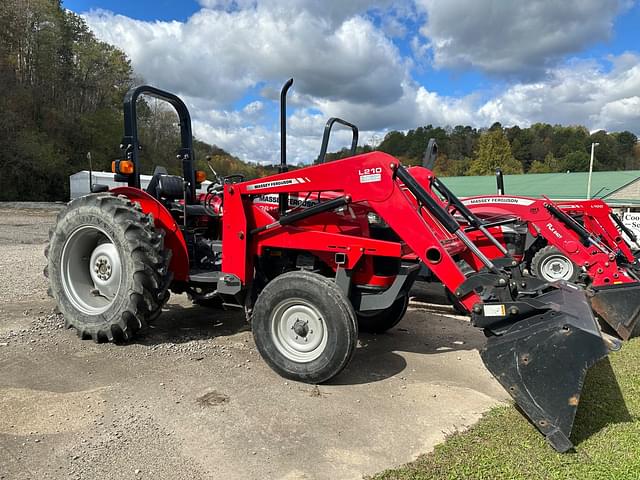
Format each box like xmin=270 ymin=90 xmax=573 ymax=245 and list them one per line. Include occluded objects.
xmin=462 ymin=196 xmax=535 ymax=206
xmin=246 ymin=177 xmax=309 ymax=191
xmin=254 ymin=195 xmax=319 ymax=208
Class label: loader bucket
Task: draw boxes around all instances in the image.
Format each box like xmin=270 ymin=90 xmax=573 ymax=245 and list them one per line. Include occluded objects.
xmin=480 ymin=283 xmax=610 ymax=452
xmin=589 ymin=282 xmax=640 ymax=340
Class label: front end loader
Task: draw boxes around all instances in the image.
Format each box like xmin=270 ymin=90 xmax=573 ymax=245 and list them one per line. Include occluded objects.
xmin=44 ymin=81 xmax=627 ymax=452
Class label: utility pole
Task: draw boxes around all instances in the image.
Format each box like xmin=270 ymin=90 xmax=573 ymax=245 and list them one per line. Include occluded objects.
xmin=587 ymin=142 xmax=599 ymax=199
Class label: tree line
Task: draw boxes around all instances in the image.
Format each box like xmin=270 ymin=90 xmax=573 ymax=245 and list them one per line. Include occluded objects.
xmin=373 ymin=122 xmax=640 ymax=177
xmin=1 ymin=1 xmax=638 ymax=202
xmin=0 ymin=0 xmax=273 ymax=201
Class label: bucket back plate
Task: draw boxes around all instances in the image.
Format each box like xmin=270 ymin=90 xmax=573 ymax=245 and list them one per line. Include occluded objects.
xmin=589 ymin=282 xmax=640 ymax=340
xmin=480 ymin=283 xmax=609 ymax=452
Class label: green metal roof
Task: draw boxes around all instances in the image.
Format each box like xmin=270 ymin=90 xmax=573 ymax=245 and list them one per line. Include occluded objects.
xmin=440 ymin=170 xmax=640 ymax=203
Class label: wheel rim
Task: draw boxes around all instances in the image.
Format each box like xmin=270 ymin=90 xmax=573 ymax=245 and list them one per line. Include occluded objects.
xmin=270 ymin=298 xmax=328 ymax=363
xmin=540 ymin=254 xmax=574 ymax=281
xmin=61 ymin=225 xmax=122 ymax=315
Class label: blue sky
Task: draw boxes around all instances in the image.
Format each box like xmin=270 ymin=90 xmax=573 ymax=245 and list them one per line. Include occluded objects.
xmin=64 ymin=0 xmax=640 ymax=164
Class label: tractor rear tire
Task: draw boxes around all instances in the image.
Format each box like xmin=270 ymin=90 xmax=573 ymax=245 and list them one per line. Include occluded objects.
xmin=356 ymin=292 xmax=409 ymax=333
xmin=251 ymin=271 xmax=358 ymax=384
xmin=44 ymin=194 xmax=171 ymax=342
xmin=530 ymin=246 xmax=579 ymax=283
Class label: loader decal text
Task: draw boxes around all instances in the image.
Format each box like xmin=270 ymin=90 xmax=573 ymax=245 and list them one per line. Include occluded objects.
xmin=462 ymin=197 xmax=535 ymax=206
xmin=254 ymin=195 xmax=318 ymax=208
xmin=246 ymin=177 xmax=309 ymax=191
xmin=359 ymin=167 xmax=382 ymax=184
xmin=546 ymin=222 xmax=563 ymax=239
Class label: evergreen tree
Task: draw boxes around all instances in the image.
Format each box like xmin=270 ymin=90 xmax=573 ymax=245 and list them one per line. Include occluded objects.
xmin=468 ymin=129 xmax=523 ymax=175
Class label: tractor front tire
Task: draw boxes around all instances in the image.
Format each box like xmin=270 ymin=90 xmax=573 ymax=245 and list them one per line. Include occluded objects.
xmin=45 ymin=194 xmax=171 ymax=342
xmin=251 ymin=271 xmax=358 ymax=384
xmin=356 ymin=292 xmax=409 ymax=333
xmin=530 ymin=246 xmax=579 ymax=283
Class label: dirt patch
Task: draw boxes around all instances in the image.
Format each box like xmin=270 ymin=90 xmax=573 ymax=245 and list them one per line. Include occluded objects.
xmin=0 ymin=387 xmax=107 ymax=435
xmin=196 ymin=390 xmax=229 ymax=406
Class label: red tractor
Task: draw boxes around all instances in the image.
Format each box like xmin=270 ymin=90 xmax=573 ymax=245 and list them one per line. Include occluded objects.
xmin=452 ymin=183 xmax=640 ymax=339
xmin=464 ymin=168 xmax=640 ymax=282
xmin=45 ymin=81 xmax=633 ymax=452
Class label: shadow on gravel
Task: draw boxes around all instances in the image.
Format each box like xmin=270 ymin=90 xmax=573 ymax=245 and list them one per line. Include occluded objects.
xmin=135 ymin=302 xmax=249 ymax=347
xmin=134 ymin=281 xmax=482 ymax=385
xmin=331 ymin=315 xmax=481 ymax=385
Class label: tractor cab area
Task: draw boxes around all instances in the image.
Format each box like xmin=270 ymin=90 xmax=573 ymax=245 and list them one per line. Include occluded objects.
xmin=110 ymin=86 xmax=239 ymax=303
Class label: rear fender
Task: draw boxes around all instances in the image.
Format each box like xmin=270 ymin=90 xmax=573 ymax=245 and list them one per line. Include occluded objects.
xmin=111 ymin=187 xmax=190 ymax=281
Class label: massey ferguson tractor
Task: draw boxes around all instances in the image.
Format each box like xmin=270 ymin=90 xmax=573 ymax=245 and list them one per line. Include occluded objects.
xmin=45 ymin=80 xmax=638 ymax=453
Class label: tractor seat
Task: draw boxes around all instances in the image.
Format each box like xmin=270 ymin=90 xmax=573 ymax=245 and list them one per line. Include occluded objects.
xmin=147 ymin=166 xmax=184 ymax=200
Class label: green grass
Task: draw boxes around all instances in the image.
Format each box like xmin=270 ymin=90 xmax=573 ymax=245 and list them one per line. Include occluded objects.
xmin=372 ymin=339 xmax=640 ymax=480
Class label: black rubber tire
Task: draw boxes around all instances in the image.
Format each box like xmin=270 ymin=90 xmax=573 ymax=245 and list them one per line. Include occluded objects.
xmin=356 ymin=292 xmax=409 ymax=333
xmin=530 ymin=245 xmax=579 ymax=283
xmin=44 ymin=194 xmax=171 ymax=342
xmin=251 ymin=271 xmax=358 ymax=384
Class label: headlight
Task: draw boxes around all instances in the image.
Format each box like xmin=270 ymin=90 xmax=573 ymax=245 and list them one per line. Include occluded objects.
xmin=367 ymin=212 xmax=388 ymax=227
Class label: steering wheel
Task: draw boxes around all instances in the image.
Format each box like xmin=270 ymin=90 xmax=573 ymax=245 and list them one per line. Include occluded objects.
xmin=224 ymin=174 xmax=245 ymax=184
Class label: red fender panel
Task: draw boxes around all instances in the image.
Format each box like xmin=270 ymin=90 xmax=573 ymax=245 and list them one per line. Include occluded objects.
xmin=111 ymin=187 xmax=190 ymax=281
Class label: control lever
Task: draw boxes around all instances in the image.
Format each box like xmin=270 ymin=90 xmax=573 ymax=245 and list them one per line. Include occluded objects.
xmin=205 ymin=156 xmax=224 ymax=191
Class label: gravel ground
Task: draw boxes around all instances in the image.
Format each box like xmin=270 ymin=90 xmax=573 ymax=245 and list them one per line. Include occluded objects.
xmin=0 ymin=204 xmax=507 ymax=480
xmin=0 ymin=206 xmax=61 ymax=303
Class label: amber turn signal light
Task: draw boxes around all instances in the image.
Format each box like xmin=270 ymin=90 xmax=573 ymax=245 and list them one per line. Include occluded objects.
xmin=195 ymin=170 xmax=207 ymax=183
xmin=111 ymin=160 xmax=134 ymax=175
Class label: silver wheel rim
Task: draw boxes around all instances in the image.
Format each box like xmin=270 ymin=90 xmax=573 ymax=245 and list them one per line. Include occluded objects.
xmin=61 ymin=225 xmax=122 ymax=315
xmin=270 ymin=298 xmax=327 ymax=363
xmin=540 ymin=254 xmax=574 ymax=281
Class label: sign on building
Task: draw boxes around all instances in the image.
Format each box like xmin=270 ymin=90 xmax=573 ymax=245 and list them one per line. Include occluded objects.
xmin=622 ymin=212 xmax=640 ymax=245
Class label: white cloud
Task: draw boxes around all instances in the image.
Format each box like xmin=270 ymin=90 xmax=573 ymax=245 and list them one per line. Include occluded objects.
xmin=84 ymin=6 xmax=407 ymax=107
xmin=477 ymin=54 xmax=640 ymax=132
xmin=415 ymin=0 xmax=629 ymax=78
xmin=197 ymin=0 xmax=404 ymax=26
xmin=80 ymin=3 xmax=639 ymax=165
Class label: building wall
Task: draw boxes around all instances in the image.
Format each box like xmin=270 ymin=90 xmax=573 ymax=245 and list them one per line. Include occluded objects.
xmin=70 ymin=171 xmax=211 ymax=199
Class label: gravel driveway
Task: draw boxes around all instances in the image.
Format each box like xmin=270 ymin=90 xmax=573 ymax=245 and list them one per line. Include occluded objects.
xmin=0 ymin=204 xmax=507 ymax=480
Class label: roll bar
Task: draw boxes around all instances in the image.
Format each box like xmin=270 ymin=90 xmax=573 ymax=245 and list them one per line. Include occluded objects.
xmin=279 ymin=78 xmax=294 ymax=215
xmin=496 ymin=168 xmax=505 ymax=195
xmin=120 ymin=85 xmax=196 ymax=202
xmin=318 ymin=117 xmax=359 ymax=163
xmin=422 ymin=138 xmax=438 ymax=169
